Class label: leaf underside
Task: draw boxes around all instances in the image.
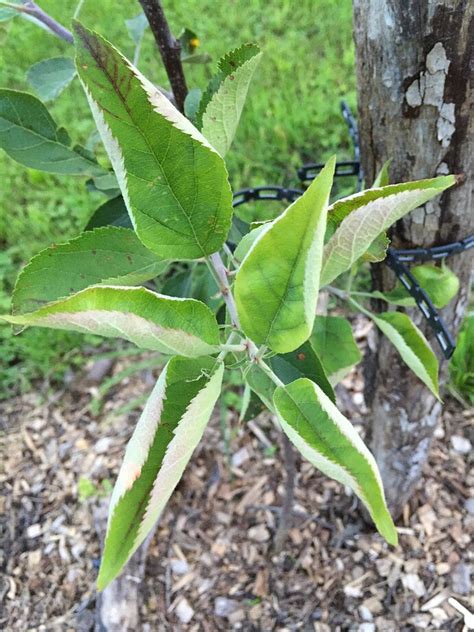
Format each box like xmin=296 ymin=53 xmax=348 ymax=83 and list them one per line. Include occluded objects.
xmin=198 ymin=43 xmax=262 ymax=156
xmin=27 ymin=57 xmax=76 ymax=102
xmin=321 ymin=175 xmax=456 ymax=285
xmin=3 ymin=285 xmax=220 ymax=357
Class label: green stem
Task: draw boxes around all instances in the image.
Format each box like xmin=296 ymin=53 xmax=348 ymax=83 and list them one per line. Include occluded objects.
xmin=205 ymin=253 xmax=241 ymax=329
xmin=327 ymin=285 xmax=372 ymax=317
xmin=255 ymin=356 xmax=285 ymax=388
xmin=216 ymin=331 xmax=241 ymax=363
xmin=223 ymin=243 xmax=239 ymax=269
xmin=219 ymin=343 xmax=247 ymax=353
xmin=206 ymin=252 xmax=283 ymax=390
xmin=73 ymin=0 xmax=85 ymax=19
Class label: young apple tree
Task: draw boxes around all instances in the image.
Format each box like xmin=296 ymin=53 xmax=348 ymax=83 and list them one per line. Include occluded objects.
xmin=0 ymin=5 xmax=462 ymax=595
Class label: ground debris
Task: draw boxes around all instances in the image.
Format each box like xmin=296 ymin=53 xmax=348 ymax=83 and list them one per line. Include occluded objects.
xmin=0 ymin=352 xmax=472 ymax=630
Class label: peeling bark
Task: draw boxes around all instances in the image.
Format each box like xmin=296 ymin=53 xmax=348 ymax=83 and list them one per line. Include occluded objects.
xmin=353 ymin=0 xmax=473 ymax=516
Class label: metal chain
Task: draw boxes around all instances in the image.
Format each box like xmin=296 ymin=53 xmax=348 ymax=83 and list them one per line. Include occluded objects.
xmin=232 ymin=186 xmax=302 ymax=208
xmin=231 ymin=100 xmax=473 ymax=358
xmin=385 ymin=249 xmax=457 ymax=358
xmin=297 ymin=101 xmax=363 ymax=190
xmin=390 ymin=234 xmax=474 ymax=263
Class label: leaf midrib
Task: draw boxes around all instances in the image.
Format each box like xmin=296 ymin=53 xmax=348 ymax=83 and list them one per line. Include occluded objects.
xmin=81 ymin=36 xmax=211 ymax=255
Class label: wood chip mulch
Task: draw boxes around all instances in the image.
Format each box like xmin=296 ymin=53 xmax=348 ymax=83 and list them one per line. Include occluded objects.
xmin=1 ymin=352 xmax=473 ymax=631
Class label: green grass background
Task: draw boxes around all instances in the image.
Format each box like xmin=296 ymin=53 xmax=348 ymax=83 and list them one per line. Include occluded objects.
xmin=0 ymin=0 xmax=356 ymax=397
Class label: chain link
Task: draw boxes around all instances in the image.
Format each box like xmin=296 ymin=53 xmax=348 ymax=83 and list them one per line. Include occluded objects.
xmin=385 ymin=249 xmax=457 ymax=358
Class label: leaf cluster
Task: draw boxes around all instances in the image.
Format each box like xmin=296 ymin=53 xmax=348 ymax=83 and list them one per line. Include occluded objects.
xmin=0 ymin=21 xmax=460 ymax=589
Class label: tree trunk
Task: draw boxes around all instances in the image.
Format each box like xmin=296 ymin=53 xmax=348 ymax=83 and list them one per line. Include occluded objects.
xmin=353 ymin=0 xmax=473 ymax=517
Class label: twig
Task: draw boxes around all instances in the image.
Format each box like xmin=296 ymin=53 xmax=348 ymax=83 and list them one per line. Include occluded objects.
xmin=273 ymin=433 xmax=296 ymax=553
xmin=138 ymin=0 xmax=188 ymax=112
xmin=206 ymin=252 xmax=241 ymax=329
xmin=10 ymin=1 xmax=74 ymax=43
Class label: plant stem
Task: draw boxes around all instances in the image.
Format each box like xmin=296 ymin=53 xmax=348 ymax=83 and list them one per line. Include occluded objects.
xmin=206 ymin=253 xmax=241 ymax=329
xmin=133 ymin=38 xmax=143 ymax=66
xmin=73 ymin=0 xmax=85 ymax=19
xmin=327 ymin=285 xmax=372 ymax=317
xmin=6 ymin=1 xmax=74 ymax=42
xmin=223 ymin=243 xmax=240 ymax=269
xmin=254 ymin=354 xmax=285 ymax=388
xmin=274 ymin=433 xmax=296 ymax=553
xmin=206 ymin=251 xmax=293 ymax=553
xmin=220 ymin=343 xmax=247 ymax=353
xmin=138 ymin=0 xmax=188 ymax=112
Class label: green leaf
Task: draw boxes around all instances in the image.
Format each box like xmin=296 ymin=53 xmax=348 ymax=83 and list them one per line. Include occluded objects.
xmin=98 ymin=355 xmax=223 ymax=589
xmin=449 ymin=314 xmax=474 ymax=406
xmin=26 ymin=57 xmax=76 ymax=101
xmin=74 ymin=22 xmax=233 ymax=260
xmin=269 ymin=341 xmax=335 ymax=402
xmin=184 ymin=87 xmax=202 ymax=123
xmin=244 ymin=364 xmax=276 ymax=413
xmin=178 ymin=27 xmax=200 ymax=55
xmin=2 ymin=286 xmax=220 ymax=357
xmin=197 ymin=43 xmax=262 ymax=156
xmin=89 ymin=172 xmax=120 ymax=197
xmin=372 ymin=311 xmax=439 ymax=398
xmin=0 ymin=0 xmax=21 ymax=21
xmin=235 ymin=157 xmax=335 ymax=353
xmin=125 ymin=12 xmax=148 ymax=45
xmin=374 ymin=263 xmax=460 ymax=309
xmin=85 ymin=196 xmax=132 ymax=230
xmin=182 ymin=53 xmax=212 ymax=65
xmin=159 ymin=264 xmax=221 ymax=311
xmin=320 ymin=175 xmax=456 ymax=285
xmin=273 ymin=378 xmax=397 ymax=545
xmin=361 ymin=232 xmax=390 ymax=263
xmin=12 ymin=227 xmax=168 ymax=314
xmin=234 ymin=223 xmax=267 ymax=263
xmin=240 ymin=388 xmax=267 ymax=422
xmin=311 ymin=316 xmax=361 ymax=385
xmin=372 ymin=159 xmax=391 ymax=188
xmin=0 ymin=89 xmax=106 ymax=175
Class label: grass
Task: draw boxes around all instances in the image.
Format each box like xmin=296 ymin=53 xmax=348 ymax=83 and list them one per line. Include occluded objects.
xmin=0 ymin=0 xmax=356 ymax=398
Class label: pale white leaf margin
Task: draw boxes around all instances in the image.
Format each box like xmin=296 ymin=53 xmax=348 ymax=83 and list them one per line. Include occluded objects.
xmin=110 ymin=360 xmax=224 ymax=551
xmin=237 ymin=157 xmax=334 ymax=339
xmin=275 ymin=381 xmax=385 ymax=506
xmin=200 ymin=51 xmax=262 ymax=156
xmin=4 ymin=285 xmax=219 ymax=357
xmin=320 ymin=186 xmax=451 ymax=286
xmin=274 ymin=379 xmax=397 ymax=545
xmin=78 ymin=50 xmax=220 ymax=232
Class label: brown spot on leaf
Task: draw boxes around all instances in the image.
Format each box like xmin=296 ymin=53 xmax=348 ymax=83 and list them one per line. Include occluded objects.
xmin=297 ymin=353 xmax=306 ymax=361
xmin=229 ymin=75 xmax=235 ymax=81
